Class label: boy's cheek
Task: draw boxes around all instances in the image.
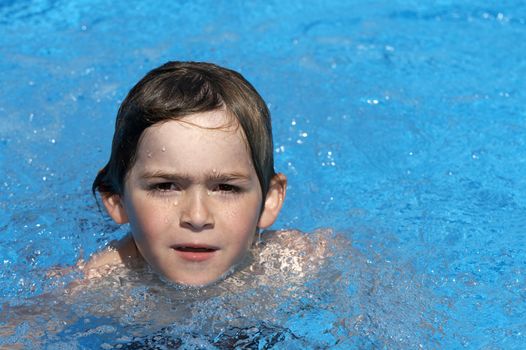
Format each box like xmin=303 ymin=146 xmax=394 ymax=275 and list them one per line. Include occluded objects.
xmin=224 ymin=202 xmax=261 ymax=228
xmin=126 ymin=203 xmax=169 ymax=237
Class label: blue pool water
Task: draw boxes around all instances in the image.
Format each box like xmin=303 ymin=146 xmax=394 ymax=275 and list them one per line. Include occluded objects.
xmin=1 ymin=0 xmax=525 ymax=348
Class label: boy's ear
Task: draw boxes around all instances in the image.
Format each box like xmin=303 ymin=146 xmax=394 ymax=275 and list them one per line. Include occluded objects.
xmin=101 ymin=193 xmax=129 ymax=224
xmin=257 ymin=173 xmax=287 ymax=229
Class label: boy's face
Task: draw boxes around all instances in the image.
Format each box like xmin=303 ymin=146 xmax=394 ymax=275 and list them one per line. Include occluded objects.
xmin=106 ymin=110 xmax=284 ymax=286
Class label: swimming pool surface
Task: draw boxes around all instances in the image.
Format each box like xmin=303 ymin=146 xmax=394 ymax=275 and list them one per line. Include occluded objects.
xmin=1 ymin=0 xmax=525 ymax=348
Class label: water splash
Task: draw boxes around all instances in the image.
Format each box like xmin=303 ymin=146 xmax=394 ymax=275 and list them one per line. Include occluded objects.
xmin=1 ymin=229 xmax=444 ymax=348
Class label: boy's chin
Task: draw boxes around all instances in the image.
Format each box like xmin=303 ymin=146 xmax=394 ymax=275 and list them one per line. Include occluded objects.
xmin=152 ymin=255 xmax=250 ymax=288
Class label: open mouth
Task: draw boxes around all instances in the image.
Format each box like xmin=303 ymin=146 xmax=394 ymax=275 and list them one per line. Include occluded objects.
xmin=172 ymin=244 xmax=218 ymax=262
xmin=175 ymin=246 xmax=217 ymax=253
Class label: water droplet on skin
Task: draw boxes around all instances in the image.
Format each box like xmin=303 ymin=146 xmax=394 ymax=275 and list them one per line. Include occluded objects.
xmin=207 ymin=191 xmax=212 ymax=196
xmin=172 ymin=201 xmax=178 ymax=206
xmin=147 ymin=152 xmax=152 ymax=158
xmin=212 ymin=168 xmax=217 ymax=173
xmin=161 ymin=146 xmax=166 ymax=152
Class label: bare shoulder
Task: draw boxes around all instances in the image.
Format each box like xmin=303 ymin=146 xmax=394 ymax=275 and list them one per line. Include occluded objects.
xmin=258 ymin=228 xmax=334 ymax=273
xmin=82 ymin=234 xmax=139 ymax=278
xmin=262 ymin=228 xmax=333 ymax=254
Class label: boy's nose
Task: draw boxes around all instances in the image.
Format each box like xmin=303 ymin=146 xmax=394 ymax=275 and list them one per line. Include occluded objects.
xmin=179 ymin=190 xmax=214 ymax=231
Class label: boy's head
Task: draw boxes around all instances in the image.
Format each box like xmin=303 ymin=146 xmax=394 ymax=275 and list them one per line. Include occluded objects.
xmin=92 ymin=61 xmax=287 ymax=286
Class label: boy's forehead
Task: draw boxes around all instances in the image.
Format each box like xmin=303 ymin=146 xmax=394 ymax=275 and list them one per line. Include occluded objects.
xmin=131 ymin=111 xmax=256 ymax=178
xmin=137 ymin=111 xmax=249 ymax=155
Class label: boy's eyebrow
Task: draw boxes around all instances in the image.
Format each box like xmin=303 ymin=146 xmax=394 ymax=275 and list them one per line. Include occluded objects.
xmin=138 ymin=170 xmax=252 ymax=182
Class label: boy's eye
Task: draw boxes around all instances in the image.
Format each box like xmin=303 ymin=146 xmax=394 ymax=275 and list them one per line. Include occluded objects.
xmin=152 ymin=182 xmax=180 ymax=192
xmin=215 ymin=184 xmax=239 ymax=193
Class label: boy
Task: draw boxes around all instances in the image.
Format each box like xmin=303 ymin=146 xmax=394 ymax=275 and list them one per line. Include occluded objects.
xmin=87 ymin=61 xmax=289 ymax=286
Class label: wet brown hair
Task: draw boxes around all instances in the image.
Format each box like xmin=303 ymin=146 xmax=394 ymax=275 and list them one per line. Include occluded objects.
xmin=92 ymin=61 xmax=275 ymax=197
